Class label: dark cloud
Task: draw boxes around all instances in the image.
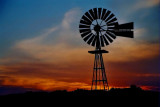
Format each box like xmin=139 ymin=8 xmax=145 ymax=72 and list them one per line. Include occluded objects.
xmin=105 ymin=56 xmax=160 ymax=90
xmin=0 ymin=85 xmax=38 ymax=95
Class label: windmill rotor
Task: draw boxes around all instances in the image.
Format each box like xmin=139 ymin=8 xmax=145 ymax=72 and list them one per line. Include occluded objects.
xmin=79 ymin=8 xmax=134 ymax=48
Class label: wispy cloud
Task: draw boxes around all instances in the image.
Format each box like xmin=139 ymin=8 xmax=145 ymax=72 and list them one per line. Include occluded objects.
xmin=133 ymin=0 xmax=159 ymax=11
xmin=3 ymin=14 xmax=159 ymax=65
xmin=0 ymin=75 xmax=90 ymax=91
xmin=107 ymin=38 xmax=159 ymax=62
xmin=136 ymin=73 xmax=160 ymax=77
xmin=117 ymin=0 xmax=159 ymax=19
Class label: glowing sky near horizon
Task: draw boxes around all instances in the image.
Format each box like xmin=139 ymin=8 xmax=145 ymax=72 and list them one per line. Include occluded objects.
xmin=0 ymin=0 xmax=159 ymax=93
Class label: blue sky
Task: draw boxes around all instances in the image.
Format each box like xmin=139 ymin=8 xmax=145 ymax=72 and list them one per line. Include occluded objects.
xmin=0 ymin=0 xmax=159 ymax=56
xmin=0 ymin=0 xmax=159 ymax=93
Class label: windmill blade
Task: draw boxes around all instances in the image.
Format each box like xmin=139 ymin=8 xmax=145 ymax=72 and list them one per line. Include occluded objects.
xmin=101 ymin=8 xmax=107 ymax=19
xmin=102 ymin=35 xmax=109 ymax=45
xmin=105 ymin=13 xmax=114 ymax=22
xmin=83 ymin=33 xmax=93 ymax=42
xmin=93 ymin=8 xmax=98 ymax=19
xmin=107 ymin=17 xmax=117 ymax=24
xmin=85 ymin=12 xmax=94 ymax=22
xmin=79 ymin=29 xmax=90 ymax=33
xmin=82 ymin=15 xmax=92 ymax=24
xmin=104 ymin=34 xmax=113 ymax=43
xmin=89 ymin=9 xmax=96 ymax=20
xmin=100 ymin=36 xmax=105 ymax=47
xmin=79 ymin=24 xmax=90 ymax=29
xmin=87 ymin=34 xmax=95 ymax=45
xmin=80 ymin=20 xmax=91 ymax=25
xmin=106 ymin=31 xmax=116 ymax=39
xmin=91 ymin=36 xmax=96 ymax=46
xmin=102 ymin=10 xmax=111 ymax=20
xmin=81 ymin=30 xmax=91 ymax=38
xmin=98 ymin=8 xmax=102 ymax=19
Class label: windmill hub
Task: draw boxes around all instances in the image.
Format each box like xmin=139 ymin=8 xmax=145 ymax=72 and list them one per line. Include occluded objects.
xmin=94 ymin=24 xmax=101 ymax=32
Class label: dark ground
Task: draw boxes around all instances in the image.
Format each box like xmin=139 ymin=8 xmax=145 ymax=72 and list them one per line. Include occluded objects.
xmin=0 ymin=86 xmax=159 ymax=107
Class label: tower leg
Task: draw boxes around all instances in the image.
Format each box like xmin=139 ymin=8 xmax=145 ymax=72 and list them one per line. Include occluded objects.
xmin=91 ymin=53 xmax=109 ymax=91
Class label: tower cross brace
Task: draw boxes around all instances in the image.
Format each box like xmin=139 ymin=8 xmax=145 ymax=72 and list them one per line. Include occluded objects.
xmin=89 ymin=48 xmax=109 ymax=91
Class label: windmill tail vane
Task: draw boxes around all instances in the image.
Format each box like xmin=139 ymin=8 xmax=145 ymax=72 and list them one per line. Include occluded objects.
xmin=114 ymin=22 xmax=134 ymax=38
xmin=79 ymin=8 xmax=134 ymax=90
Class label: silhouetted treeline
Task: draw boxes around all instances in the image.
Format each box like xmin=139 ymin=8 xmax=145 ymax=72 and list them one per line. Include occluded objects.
xmin=0 ymin=85 xmax=159 ymax=107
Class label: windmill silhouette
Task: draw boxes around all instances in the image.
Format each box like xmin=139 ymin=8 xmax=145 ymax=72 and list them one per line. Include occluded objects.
xmin=79 ymin=8 xmax=134 ymax=90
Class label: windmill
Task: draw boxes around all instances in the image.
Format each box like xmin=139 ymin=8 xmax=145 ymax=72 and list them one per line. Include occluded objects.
xmin=79 ymin=8 xmax=134 ymax=90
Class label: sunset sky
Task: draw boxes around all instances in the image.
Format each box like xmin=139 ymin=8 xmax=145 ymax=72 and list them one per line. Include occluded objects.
xmin=0 ymin=0 xmax=159 ymax=95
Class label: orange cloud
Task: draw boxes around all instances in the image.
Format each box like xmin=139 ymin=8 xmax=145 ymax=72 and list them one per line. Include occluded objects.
xmin=0 ymin=75 xmax=90 ymax=91
xmin=11 ymin=39 xmax=159 ymax=64
xmin=0 ymin=56 xmax=159 ymax=91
